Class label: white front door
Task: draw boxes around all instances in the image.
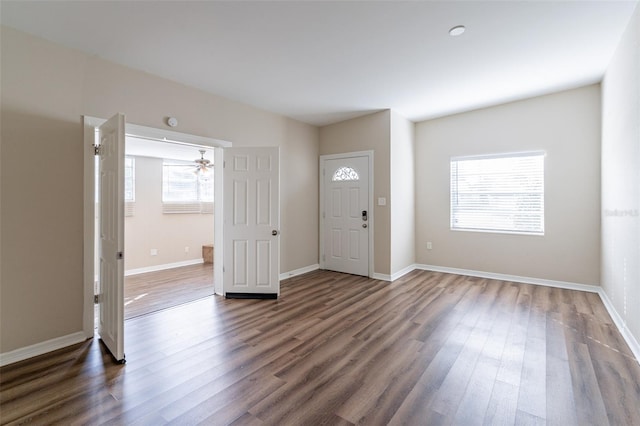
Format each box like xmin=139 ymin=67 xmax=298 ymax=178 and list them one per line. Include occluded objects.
xmin=97 ymin=113 xmax=125 ymax=363
xmin=322 ymin=155 xmax=370 ymax=276
xmin=223 ymin=147 xmax=280 ymax=297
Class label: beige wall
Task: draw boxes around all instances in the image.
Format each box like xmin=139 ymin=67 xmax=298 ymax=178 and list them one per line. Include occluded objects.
xmin=0 ymin=27 xmax=319 ymax=353
xmin=415 ymin=85 xmax=602 ymax=285
xmin=319 ymin=110 xmax=391 ymax=275
xmin=390 ymin=111 xmax=415 ymax=275
xmin=124 ymin=156 xmax=214 ymax=271
xmin=601 ymin=5 xmax=640 ymax=347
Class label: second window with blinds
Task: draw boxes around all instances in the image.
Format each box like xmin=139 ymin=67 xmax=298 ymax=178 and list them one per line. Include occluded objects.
xmin=162 ymin=160 xmax=214 ymax=214
xmin=450 ymin=152 xmax=545 ymax=235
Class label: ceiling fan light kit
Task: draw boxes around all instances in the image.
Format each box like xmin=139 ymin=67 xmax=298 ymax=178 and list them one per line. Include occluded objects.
xmin=194 ymin=149 xmax=213 ymax=175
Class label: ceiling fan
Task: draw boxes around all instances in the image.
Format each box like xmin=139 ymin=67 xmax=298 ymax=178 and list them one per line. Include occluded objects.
xmin=194 ymin=149 xmax=213 ymax=174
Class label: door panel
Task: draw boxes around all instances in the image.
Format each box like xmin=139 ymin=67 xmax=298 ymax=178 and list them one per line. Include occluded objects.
xmin=332 ymin=189 xmax=341 ymax=216
xmin=256 ymin=240 xmax=271 ymax=286
xmin=349 ymin=230 xmax=360 ymax=259
xmin=234 ymin=180 xmax=248 ymax=225
xmin=323 ymin=156 xmax=370 ymax=276
xmin=224 ymin=147 xmax=280 ymax=297
xmin=349 ymin=188 xmax=360 ymax=217
xmin=98 ymin=113 xmax=125 ymax=363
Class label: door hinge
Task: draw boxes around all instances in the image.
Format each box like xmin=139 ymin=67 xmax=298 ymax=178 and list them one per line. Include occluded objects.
xmin=93 ymin=144 xmax=101 ymax=156
xmin=94 ymin=294 xmax=99 ymax=304
xmin=322 ymin=211 xmax=325 ymax=219
xmin=223 ymin=161 xmax=226 ymax=168
xmin=322 ymin=168 xmax=325 ymax=176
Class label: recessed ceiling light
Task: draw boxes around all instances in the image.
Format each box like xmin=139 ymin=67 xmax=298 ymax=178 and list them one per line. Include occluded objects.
xmin=449 ymin=25 xmax=466 ymax=37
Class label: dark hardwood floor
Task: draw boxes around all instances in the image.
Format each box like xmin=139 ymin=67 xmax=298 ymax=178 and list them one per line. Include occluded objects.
xmin=2 ymin=270 xmax=640 ymax=425
xmin=124 ymin=263 xmax=214 ymax=319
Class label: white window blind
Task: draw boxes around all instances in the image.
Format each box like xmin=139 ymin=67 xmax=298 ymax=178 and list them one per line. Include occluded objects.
xmin=163 ymin=163 xmax=198 ymax=202
xmin=162 ymin=161 xmax=213 ymax=214
xmin=124 ymin=156 xmax=135 ymax=202
xmin=450 ymin=152 xmax=544 ymax=235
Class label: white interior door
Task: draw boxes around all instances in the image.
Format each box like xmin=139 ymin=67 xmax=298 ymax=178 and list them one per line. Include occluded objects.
xmin=322 ymin=155 xmax=370 ymax=276
xmin=223 ymin=147 xmax=280 ymax=297
xmin=98 ymin=113 xmax=125 ymax=363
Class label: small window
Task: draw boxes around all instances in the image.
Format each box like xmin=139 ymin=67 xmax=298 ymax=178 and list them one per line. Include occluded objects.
xmin=332 ymin=166 xmax=360 ymax=181
xmin=450 ymin=152 xmax=544 ymax=235
xmin=125 ymin=157 xmax=135 ymax=216
xmin=124 ymin=157 xmax=135 ymax=202
xmin=162 ymin=160 xmax=213 ymax=214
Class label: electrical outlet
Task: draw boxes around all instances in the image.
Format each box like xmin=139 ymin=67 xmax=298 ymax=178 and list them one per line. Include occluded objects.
xmin=427 ymin=242 xmax=432 ymax=250
xmin=150 ymin=249 xmax=158 ymax=256
xmin=185 ymin=246 xmax=190 ymax=253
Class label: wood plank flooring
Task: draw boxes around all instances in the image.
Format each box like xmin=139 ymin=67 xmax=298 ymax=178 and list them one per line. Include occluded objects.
xmin=2 ymin=270 xmax=640 ymax=425
xmin=124 ymin=263 xmax=214 ymax=319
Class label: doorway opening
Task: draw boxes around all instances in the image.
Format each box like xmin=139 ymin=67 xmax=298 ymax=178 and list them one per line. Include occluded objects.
xmin=124 ymin=136 xmax=216 ymax=319
xmin=83 ymin=116 xmax=230 ymax=341
xmin=110 ymin=135 xmax=215 ymax=320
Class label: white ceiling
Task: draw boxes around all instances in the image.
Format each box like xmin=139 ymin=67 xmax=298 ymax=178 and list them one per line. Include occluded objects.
xmin=1 ymin=1 xmax=637 ymax=126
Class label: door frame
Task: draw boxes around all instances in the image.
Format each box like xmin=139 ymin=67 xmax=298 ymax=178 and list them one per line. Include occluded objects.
xmin=319 ymin=151 xmax=374 ymax=278
xmin=82 ymin=116 xmax=231 ymax=338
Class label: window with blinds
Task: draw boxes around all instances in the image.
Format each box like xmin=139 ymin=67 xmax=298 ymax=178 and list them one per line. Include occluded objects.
xmin=162 ymin=161 xmax=214 ymax=214
xmin=450 ymin=152 xmax=544 ymax=235
xmin=124 ymin=157 xmax=135 ymax=216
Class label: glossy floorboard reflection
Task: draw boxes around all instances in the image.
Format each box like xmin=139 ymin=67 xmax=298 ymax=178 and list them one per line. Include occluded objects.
xmin=124 ymin=263 xmax=214 ymax=319
xmin=2 ymin=270 xmax=639 ymax=425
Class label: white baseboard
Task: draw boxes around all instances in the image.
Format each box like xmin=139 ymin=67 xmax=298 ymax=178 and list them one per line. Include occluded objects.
xmin=597 ymin=289 xmax=640 ymax=364
xmin=372 ymin=273 xmax=391 ymax=281
xmin=370 ymin=265 xmax=417 ymax=282
xmin=125 ymin=258 xmax=204 ymax=276
xmin=0 ymin=332 xmax=88 ymax=367
xmin=415 ymin=264 xmax=600 ymax=293
xmin=390 ymin=264 xmax=418 ymax=281
xmin=280 ymin=264 xmax=320 ymax=280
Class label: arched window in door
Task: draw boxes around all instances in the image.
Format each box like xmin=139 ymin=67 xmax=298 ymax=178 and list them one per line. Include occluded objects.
xmin=332 ymin=166 xmax=360 ymax=182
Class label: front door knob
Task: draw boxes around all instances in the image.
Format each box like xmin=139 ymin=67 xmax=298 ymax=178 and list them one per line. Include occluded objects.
xmin=362 ymin=224 xmax=368 ymax=228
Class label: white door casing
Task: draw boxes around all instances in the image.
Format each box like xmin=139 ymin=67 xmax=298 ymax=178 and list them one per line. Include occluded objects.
xmin=321 ymin=153 xmax=372 ymax=277
xmin=97 ymin=113 xmax=125 ymax=363
xmin=83 ymin=116 xmax=231 ymax=360
xmin=223 ymin=147 xmax=280 ymax=297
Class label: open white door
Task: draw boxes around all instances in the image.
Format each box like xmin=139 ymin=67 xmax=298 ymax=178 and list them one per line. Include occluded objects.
xmin=97 ymin=114 xmax=125 ymax=363
xmin=223 ymin=147 xmax=280 ymax=298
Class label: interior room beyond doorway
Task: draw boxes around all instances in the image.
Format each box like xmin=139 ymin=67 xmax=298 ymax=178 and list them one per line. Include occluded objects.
xmin=124 ymin=136 xmax=215 ymax=317
xmin=95 ymin=134 xmax=217 ymax=320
